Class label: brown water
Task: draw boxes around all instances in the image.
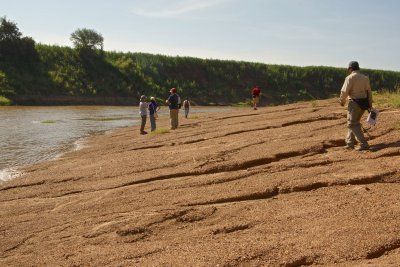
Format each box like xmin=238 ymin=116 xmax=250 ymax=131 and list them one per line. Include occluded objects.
xmin=0 ymin=105 xmax=234 ymax=181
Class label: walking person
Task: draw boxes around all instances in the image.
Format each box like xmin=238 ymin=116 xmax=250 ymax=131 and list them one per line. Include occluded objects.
xmin=148 ymin=97 xmax=160 ymax=132
xmin=252 ymin=85 xmax=261 ymax=110
xmin=139 ymin=95 xmax=148 ymax=135
xmin=166 ymin=88 xmax=180 ymax=130
xmin=339 ymin=61 xmax=373 ymax=151
xmin=183 ymin=99 xmax=190 ymax=118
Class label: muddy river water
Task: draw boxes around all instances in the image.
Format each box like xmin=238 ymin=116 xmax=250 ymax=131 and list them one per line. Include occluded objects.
xmin=0 ymin=105 xmax=233 ymax=181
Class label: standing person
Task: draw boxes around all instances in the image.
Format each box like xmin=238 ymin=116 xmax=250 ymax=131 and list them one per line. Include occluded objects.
xmin=183 ymin=99 xmax=190 ymax=118
xmin=139 ymin=95 xmax=148 ymax=135
xmin=252 ymin=85 xmax=261 ymax=110
xmin=166 ymin=88 xmax=180 ymax=130
xmin=339 ymin=61 xmax=372 ymax=151
xmin=148 ymin=97 xmax=160 ymax=132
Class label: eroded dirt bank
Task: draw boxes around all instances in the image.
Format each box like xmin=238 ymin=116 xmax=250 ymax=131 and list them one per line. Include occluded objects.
xmin=1 ymin=99 xmax=400 ymax=266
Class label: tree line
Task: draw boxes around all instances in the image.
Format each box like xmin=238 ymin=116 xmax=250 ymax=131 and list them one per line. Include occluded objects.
xmin=1 ymin=16 xmax=400 ymax=106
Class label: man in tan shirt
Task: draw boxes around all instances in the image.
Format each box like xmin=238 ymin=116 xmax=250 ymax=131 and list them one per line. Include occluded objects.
xmin=339 ymin=61 xmax=372 ymax=151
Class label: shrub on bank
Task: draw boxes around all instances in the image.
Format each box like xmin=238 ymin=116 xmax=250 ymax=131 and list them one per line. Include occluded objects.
xmin=0 ymin=96 xmax=12 ymax=105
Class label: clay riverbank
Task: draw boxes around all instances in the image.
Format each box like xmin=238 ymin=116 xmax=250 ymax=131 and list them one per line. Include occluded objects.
xmin=1 ymin=99 xmax=400 ymax=266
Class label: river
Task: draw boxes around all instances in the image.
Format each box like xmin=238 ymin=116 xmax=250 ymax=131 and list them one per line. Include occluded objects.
xmin=0 ymin=105 xmax=233 ymax=181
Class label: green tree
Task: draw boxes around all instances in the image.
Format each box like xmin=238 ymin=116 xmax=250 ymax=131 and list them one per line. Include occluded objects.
xmin=0 ymin=16 xmax=21 ymax=41
xmin=70 ymin=28 xmax=104 ymax=50
xmin=0 ymin=16 xmax=21 ymax=62
xmin=0 ymin=16 xmax=37 ymax=65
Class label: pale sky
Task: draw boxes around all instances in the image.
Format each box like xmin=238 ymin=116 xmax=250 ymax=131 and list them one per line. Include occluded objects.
xmin=2 ymin=0 xmax=400 ymax=71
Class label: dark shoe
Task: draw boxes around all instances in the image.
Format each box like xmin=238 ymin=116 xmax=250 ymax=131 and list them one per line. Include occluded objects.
xmin=140 ymin=131 xmax=147 ymax=135
xmin=356 ymin=146 xmax=370 ymax=151
xmin=343 ymin=145 xmax=354 ymax=150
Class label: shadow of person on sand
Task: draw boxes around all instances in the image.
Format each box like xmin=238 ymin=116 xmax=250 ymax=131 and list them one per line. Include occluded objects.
xmin=369 ymin=141 xmax=400 ymax=152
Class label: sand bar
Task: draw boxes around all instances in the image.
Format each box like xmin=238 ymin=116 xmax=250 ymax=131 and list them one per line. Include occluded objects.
xmin=1 ymin=99 xmax=400 ymax=266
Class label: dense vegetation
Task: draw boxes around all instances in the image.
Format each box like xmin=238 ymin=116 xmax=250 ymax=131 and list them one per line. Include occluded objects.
xmin=1 ymin=17 xmax=400 ymax=106
xmin=373 ymin=89 xmax=400 ymax=109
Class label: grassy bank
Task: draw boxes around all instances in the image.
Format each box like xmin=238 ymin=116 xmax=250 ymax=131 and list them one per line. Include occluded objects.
xmin=373 ymin=89 xmax=400 ymax=109
xmin=2 ymin=43 xmax=400 ymax=106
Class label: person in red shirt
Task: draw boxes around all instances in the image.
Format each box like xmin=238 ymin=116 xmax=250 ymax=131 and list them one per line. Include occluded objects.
xmin=252 ymin=86 xmax=261 ymax=110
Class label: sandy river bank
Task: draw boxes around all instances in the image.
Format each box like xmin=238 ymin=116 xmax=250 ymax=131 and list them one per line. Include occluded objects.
xmin=1 ymin=99 xmax=400 ymax=266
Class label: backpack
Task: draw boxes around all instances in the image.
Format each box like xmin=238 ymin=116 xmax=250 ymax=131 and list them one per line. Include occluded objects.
xmin=184 ymin=100 xmax=189 ymax=108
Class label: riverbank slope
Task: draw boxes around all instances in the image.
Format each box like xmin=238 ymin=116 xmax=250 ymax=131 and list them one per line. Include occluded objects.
xmin=1 ymin=99 xmax=400 ymax=266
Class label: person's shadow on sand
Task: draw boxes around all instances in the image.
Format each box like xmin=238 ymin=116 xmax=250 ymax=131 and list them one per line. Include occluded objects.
xmin=369 ymin=141 xmax=400 ymax=152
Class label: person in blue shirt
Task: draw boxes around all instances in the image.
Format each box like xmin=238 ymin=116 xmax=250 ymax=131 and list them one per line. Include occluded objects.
xmin=148 ymin=97 xmax=160 ymax=131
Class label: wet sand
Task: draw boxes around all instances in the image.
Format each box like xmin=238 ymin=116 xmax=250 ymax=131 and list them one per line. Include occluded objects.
xmin=1 ymin=99 xmax=400 ymax=266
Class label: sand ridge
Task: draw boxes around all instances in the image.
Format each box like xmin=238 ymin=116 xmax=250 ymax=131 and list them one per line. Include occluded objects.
xmin=1 ymin=99 xmax=400 ymax=266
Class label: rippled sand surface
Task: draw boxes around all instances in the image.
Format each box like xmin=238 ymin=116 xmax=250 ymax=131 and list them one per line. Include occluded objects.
xmin=1 ymin=99 xmax=400 ymax=266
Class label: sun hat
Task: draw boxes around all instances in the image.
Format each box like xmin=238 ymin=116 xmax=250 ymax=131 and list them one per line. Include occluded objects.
xmin=140 ymin=95 xmax=146 ymax=101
